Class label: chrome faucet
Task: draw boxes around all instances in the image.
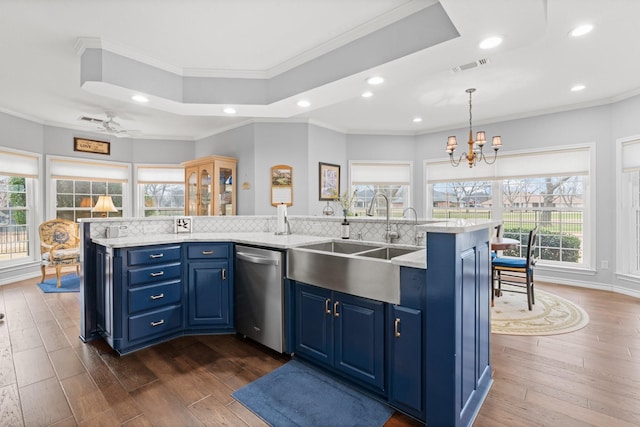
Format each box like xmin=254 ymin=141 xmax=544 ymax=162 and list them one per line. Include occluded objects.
xmin=403 ymin=207 xmax=424 ymax=246
xmin=366 ymin=191 xmax=399 ymax=243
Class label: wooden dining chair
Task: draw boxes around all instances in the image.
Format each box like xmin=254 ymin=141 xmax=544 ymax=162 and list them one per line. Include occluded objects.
xmin=491 ymin=227 xmax=538 ymax=310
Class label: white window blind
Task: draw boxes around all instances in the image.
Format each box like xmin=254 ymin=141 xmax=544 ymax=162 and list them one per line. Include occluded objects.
xmin=0 ymin=149 xmax=39 ymax=178
xmin=49 ymin=157 xmax=130 ymax=182
xmin=426 ymin=146 xmax=591 ymax=183
xmin=622 ymin=139 xmax=640 ymax=172
xmin=351 ymin=162 xmax=412 ymax=185
xmin=136 ymin=165 xmax=184 ymax=183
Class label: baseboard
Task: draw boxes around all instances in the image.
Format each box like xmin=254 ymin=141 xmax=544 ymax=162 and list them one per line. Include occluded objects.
xmin=536 ymin=273 xmax=640 ymax=299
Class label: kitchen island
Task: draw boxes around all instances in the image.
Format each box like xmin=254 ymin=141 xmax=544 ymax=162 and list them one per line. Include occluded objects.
xmin=79 ymin=217 xmax=496 ymax=427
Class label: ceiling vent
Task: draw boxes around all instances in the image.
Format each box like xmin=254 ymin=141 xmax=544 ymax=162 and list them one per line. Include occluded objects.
xmin=450 ymin=58 xmax=491 ymax=73
xmin=78 ymin=115 xmax=105 ymax=124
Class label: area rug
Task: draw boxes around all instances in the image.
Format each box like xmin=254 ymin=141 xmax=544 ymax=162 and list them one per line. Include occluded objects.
xmin=491 ymin=286 xmax=589 ymax=335
xmin=37 ymin=274 xmax=80 ymax=293
xmin=232 ymin=359 xmax=394 ymax=427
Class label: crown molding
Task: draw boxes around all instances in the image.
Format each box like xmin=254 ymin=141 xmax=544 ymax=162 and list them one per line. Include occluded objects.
xmin=74 ymin=0 xmax=436 ymax=80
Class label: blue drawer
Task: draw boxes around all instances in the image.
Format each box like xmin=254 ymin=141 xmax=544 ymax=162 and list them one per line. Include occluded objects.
xmin=128 ymin=305 xmax=182 ymax=342
xmin=128 ymin=245 xmax=181 ymax=266
xmin=187 ymin=243 xmax=229 ymax=259
xmin=128 ymin=262 xmax=182 ymax=287
xmin=128 ymin=281 xmax=182 ymax=314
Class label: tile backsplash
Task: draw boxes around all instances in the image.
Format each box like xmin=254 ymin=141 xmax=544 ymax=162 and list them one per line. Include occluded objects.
xmin=88 ymin=215 xmax=428 ymax=247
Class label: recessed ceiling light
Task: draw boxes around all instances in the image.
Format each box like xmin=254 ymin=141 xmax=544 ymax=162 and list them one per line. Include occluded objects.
xmin=297 ymin=100 xmax=311 ymax=108
xmin=570 ymin=24 xmax=593 ymax=37
xmin=131 ymin=94 xmax=148 ymax=103
xmin=571 ymin=84 xmax=586 ymax=92
xmin=413 ymin=117 xmax=423 ymax=123
xmin=361 ymin=91 xmax=373 ymax=98
xmin=223 ymin=107 xmax=236 ymax=114
xmin=366 ymin=76 xmax=384 ymax=85
xmin=479 ymin=36 xmax=502 ymax=49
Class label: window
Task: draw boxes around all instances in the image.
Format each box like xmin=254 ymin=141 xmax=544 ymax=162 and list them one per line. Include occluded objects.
xmin=432 ymin=181 xmax=493 ymax=219
xmin=0 ymin=149 xmax=39 ymax=265
xmin=55 ymin=180 xmax=123 ymax=221
xmin=48 ymin=156 xmax=130 ymax=220
xmin=349 ymin=161 xmax=412 ymax=217
xmin=136 ymin=165 xmax=185 ymax=217
xmin=619 ymin=138 xmax=640 ymax=277
xmin=427 ymin=146 xmax=592 ymax=268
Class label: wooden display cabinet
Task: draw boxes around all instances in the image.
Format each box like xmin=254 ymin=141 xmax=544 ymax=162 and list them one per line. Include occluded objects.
xmin=183 ymin=155 xmax=237 ymax=216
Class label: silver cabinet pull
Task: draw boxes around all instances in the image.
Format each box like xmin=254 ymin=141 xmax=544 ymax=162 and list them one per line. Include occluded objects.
xmin=150 ymin=319 xmax=165 ymax=327
xmin=149 ymin=253 xmax=164 ymax=259
xmin=150 ymin=271 xmax=164 ymax=277
xmin=221 ymin=268 xmax=227 ymax=280
xmin=202 ymin=250 xmax=214 ymax=255
xmin=150 ymin=293 xmax=164 ymax=300
xmin=325 ymin=298 xmax=331 ymax=314
xmin=394 ymin=318 xmax=401 ymax=337
xmin=334 ymin=301 xmax=340 ymax=317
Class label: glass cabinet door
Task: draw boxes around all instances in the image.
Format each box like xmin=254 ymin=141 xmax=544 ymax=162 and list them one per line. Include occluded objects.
xmin=186 ymin=167 xmax=198 ymax=216
xmin=218 ymin=166 xmax=233 ymax=215
xmin=199 ymin=167 xmax=212 ymax=216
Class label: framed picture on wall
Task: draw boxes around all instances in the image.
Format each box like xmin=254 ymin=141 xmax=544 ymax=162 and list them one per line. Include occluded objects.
xmin=319 ymin=162 xmax=340 ymax=200
xmin=271 ymin=164 xmax=293 ymax=206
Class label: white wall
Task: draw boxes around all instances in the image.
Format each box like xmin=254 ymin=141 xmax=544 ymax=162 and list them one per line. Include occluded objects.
xmin=197 ymin=124 xmax=256 ymax=215
xmin=308 ymin=124 xmax=347 ymax=216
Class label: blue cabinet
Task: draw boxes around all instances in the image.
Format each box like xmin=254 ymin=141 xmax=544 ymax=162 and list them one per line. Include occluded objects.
xmin=94 ymin=241 xmax=235 ymax=354
xmin=294 ymin=282 xmax=384 ymax=393
xmin=95 ymin=243 xmax=184 ymax=354
xmin=186 ymin=243 xmax=234 ymax=331
xmin=388 ymin=305 xmax=423 ymax=419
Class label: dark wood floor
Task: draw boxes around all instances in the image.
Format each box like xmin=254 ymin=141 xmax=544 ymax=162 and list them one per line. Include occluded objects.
xmin=0 ymin=274 xmax=638 ymax=427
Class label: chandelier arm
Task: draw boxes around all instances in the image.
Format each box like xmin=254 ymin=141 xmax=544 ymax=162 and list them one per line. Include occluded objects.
xmin=481 ymin=149 xmax=499 ymax=165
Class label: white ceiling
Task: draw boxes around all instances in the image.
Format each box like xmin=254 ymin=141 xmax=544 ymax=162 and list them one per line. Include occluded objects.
xmin=1 ymin=0 xmax=639 ymax=141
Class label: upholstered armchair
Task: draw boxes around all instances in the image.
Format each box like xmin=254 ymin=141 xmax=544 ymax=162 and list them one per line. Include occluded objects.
xmin=39 ymin=219 xmax=80 ymax=287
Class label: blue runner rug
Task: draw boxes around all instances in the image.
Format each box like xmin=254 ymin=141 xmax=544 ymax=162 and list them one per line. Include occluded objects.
xmin=232 ymin=359 xmax=393 ymax=427
xmin=37 ymin=274 xmax=80 ymax=293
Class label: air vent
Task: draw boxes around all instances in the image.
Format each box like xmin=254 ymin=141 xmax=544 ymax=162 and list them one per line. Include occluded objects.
xmin=450 ymin=58 xmax=491 ymax=73
xmin=78 ymin=116 xmax=104 ymax=124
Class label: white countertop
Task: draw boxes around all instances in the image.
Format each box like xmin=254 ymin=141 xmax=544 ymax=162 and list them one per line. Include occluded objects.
xmin=91 ymin=232 xmax=428 ymax=269
xmin=416 ymin=218 xmax=500 ymax=234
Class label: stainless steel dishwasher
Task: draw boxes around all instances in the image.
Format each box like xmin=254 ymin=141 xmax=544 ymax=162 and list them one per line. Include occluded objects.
xmin=235 ymin=245 xmax=285 ymax=352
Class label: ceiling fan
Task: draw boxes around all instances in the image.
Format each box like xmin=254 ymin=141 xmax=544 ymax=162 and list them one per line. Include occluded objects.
xmin=78 ymin=112 xmax=137 ymax=137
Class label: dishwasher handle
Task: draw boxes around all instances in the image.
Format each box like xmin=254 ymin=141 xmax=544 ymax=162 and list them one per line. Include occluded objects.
xmin=236 ymin=252 xmax=280 ymax=266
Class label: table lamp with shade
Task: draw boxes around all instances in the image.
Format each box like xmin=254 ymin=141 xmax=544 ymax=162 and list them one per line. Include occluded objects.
xmin=92 ymin=195 xmax=118 ymax=217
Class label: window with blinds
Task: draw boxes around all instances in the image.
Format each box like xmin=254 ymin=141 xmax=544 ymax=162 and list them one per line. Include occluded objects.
xmin=48 ymin=156 xmax=130 ymax=221
xmin=0 ymin=149 xmax=40 ymax=265
xmin=620 ymin=139 xmax=640 ymax=276
xmin=426 ymin=145 xmax=592 ymax=268
xmin=349 ymin=161 xmax=412 ymax=217
xmin=135 ymin=165 xmax=185 ymax=217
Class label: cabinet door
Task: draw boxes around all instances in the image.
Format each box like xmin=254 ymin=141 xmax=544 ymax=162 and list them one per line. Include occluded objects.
xmin=198 ymin=165 xmax=212 ymax=216
xmin=185 ymin=166 xmax=198 ymax=216
xmin=334 ymin=292 xmax=384 ymax=390
xmin=389 ymin=305 xmax=423 ymax=418
xmin=187 ymin=260 xmax=230 ymax=327
xmin=294 ymin=283 xmax=333 ymax=367
xmin=214 ymin=160 xmax=236 ymax=215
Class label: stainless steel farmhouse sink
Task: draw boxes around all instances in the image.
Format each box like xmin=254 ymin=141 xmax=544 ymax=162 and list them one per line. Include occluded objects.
xmin=286 ymin=240 xmax=422 ymax=304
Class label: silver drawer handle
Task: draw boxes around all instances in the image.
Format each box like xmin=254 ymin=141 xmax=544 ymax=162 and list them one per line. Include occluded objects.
xmin=150 ymin=319 xmax=165 ymax=327
xmin=201 ymin=250 xmax=214 ymax=255
xmin=150 ymin=293 xmax=164 ymax=300
xmin=149 ymin=253 xmax=164 ymax=259
xmin=150 ymin=271 xmax=164 ymax=277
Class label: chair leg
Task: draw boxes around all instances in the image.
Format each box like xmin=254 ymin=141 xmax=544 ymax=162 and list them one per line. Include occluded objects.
xmin=491 ymin=267 xmax=495 ymax=307
xmin=56 ymin=267 xmax=62 ymax=288
xmin=40 ymin=265 xmax=46 ymax=283
xmin=76 ymin=265 xmax=80 ymax=277
xmin=526 ymin=271 xmax=534 ymax=311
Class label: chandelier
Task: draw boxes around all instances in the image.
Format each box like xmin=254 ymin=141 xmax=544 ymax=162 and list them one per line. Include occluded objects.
xmin=446 ymin=88 xmax=502 ymax=168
